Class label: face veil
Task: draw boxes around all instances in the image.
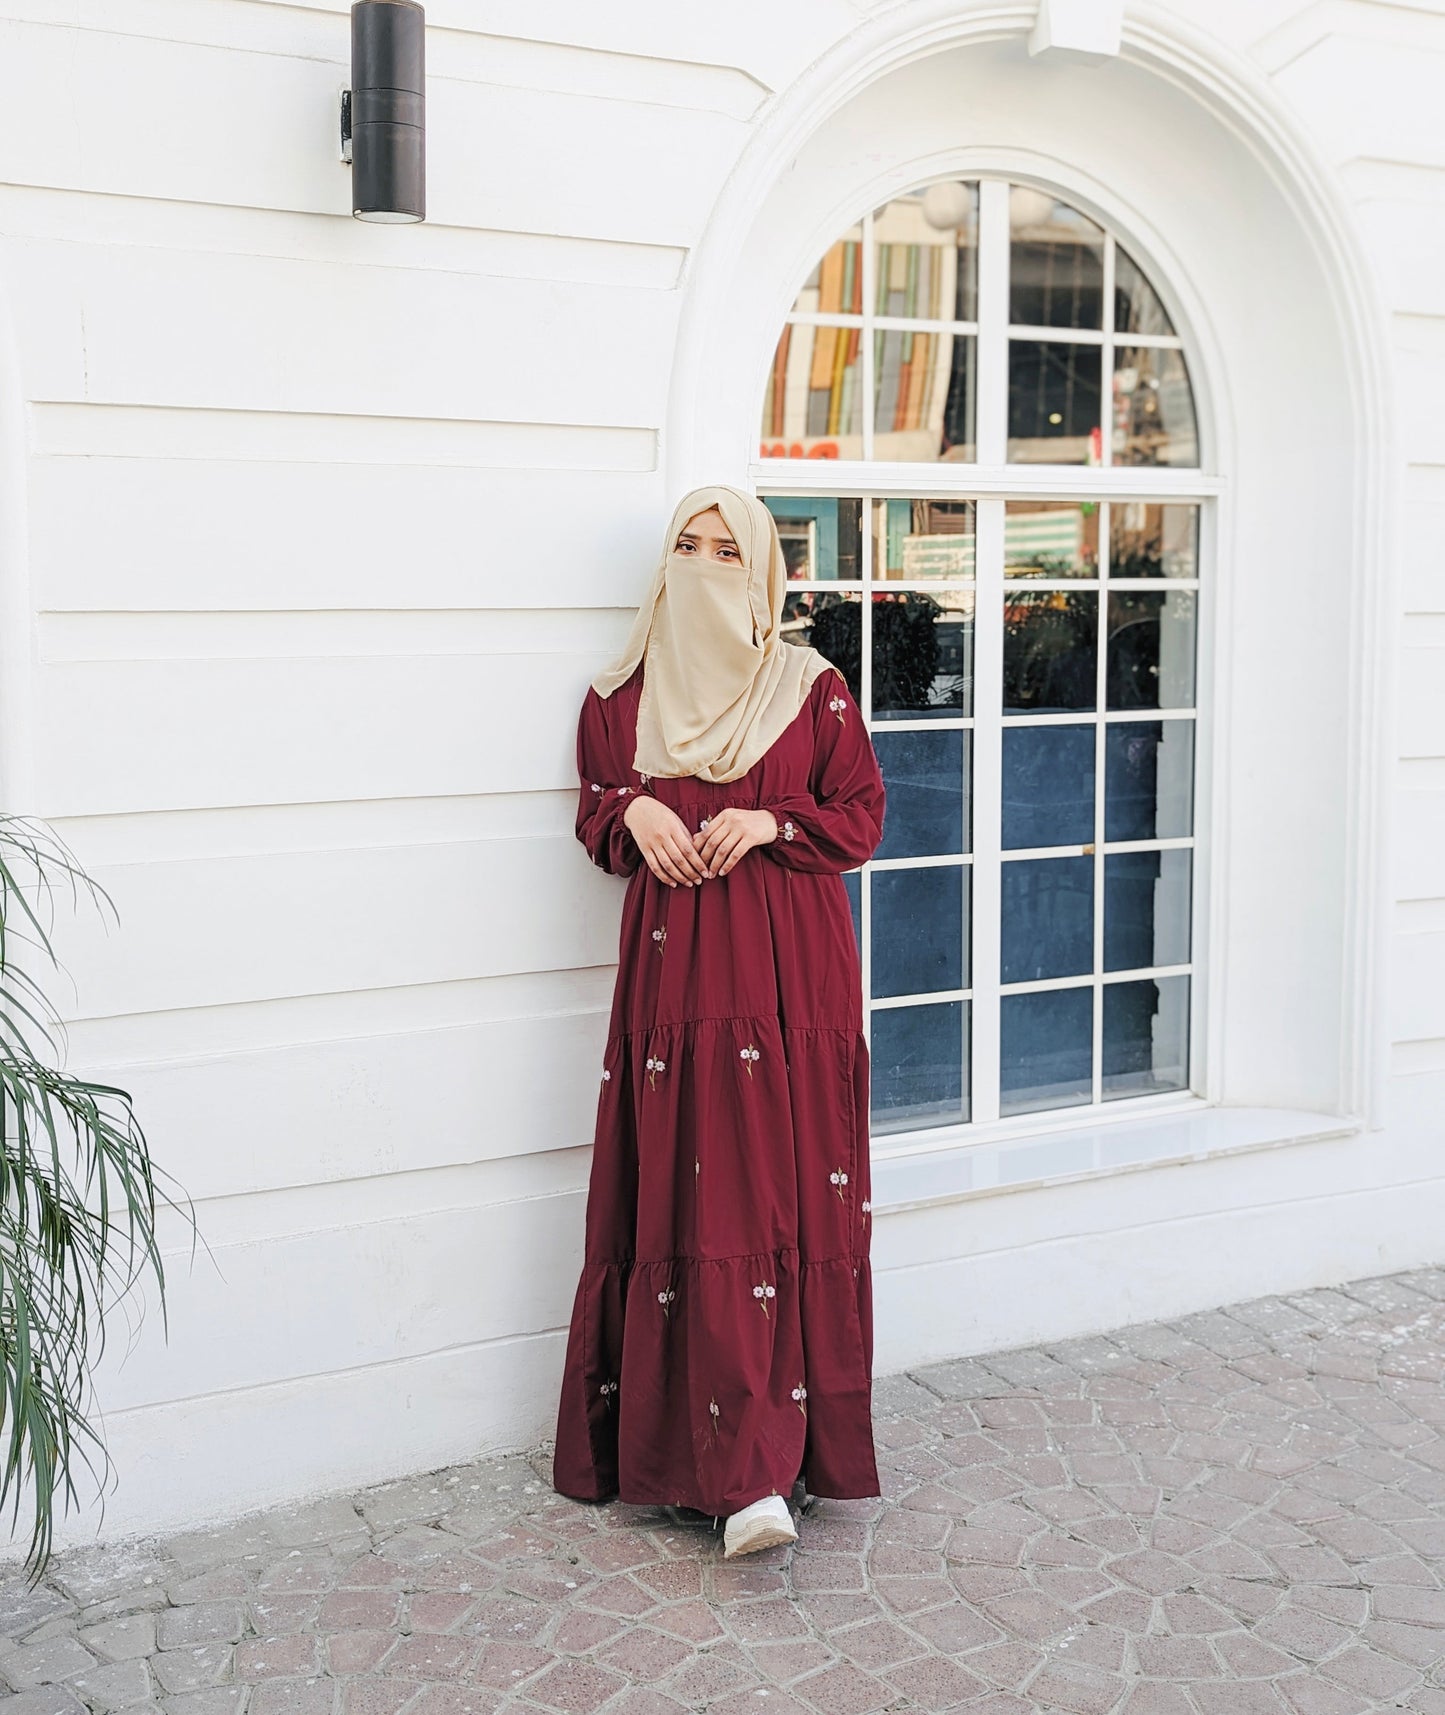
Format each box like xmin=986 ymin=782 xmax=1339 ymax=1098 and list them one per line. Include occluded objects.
xmin=591 ymin=485 xmax=834 ymax=783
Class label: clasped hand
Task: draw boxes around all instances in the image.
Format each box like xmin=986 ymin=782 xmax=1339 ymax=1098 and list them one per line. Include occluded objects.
xmin=621 ymin=796 xmax=778 ymax=888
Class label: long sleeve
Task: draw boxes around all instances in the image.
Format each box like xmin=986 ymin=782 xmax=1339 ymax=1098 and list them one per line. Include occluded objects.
xmin=575 ymin=687 xmax=650 ymax=877
xmin=761 ymin=670 xmax=885 ymax=873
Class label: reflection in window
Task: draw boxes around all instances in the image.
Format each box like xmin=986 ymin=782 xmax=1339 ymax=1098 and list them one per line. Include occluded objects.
xmin=761 ymin=180 xmax=1198 ymax=472
xmin=874 ymin=730 xmax=970 ymax=859
xmin=874 ymin=499 xmax=975 ymax=580
xmin=1105 ymin=850 xmax=1192 ymax=972
xmin=872 ymin=589 xmax=974 ymax=720
xmin=1002 ymin=725 xmax=1095 ymax=850
xmin=1107 ymin=590 xmax=1197 ymax=710
xmin=1001 ymin=987 xmax=1093 ymax=1116
xmin=764 ymin=496 xmax=863 ymax=581
xmin=872 ymin=866 xmax=969 ymax=998
xmin=1115 ymin=245 xmax=1176 ymax=337
xmin=1105 ymin=721 xmax=1194 ymax=841
xmin=1009 ymin=187 xmax=1105 ymax=329
xmin=872 ymin=1001 xmax=970 ymax=1133
xmin=756 ymin=174 xmax=1203 ymax=1138
xmin=1008 ymin=341 xmax=1102 ymax=464
xmin=780 ymin=590 xmax=863 ymax=701
xmin=1003 ymin=591 xmax=1098 ymax=713
xmin=1005 ymin=501 xmax=1100 ymax=578
xmin=1110 ymin=503 xmax=1199 ymax=580
xmin=1103 ymin=976 xmax=1189 ymax=1099
xmin=1113 ymin=347 xmax=1198 ymax=467
xmin=760 ymin=323 xmax=863 ymax=458
xmin=1000 ymin=856 xmax=1093 ymax=983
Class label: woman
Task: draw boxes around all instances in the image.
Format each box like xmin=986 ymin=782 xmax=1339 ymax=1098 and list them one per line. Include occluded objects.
xmin=551 ymin=484 xmax=887 ymax=1558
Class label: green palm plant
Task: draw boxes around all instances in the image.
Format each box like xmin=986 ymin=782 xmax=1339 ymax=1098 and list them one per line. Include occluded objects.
xmin=0 ymin=815 xmax=195 ymax=1584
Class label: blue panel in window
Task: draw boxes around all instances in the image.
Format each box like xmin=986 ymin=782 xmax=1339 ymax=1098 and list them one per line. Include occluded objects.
xmin=872 ymin=865 xmax=968 ymax=999
xmin=870 ymin=1001 xmax=969 ymax=1134
xmin=1002 ymin=724 xmax=1094 ymax=850
xmin=1000 ymin=855 xmax=1093 ymax=984
xmin=873 ymin=729 xmax=968 ymax=860
xmin=1103 ymin=975 xmax=1189 ymax=1099
xmin=1000 ymin=987 xmax=1093 ymax=1116
xmin=842 ymin=869 xmax=862 ymax=957
xmin=1105 ymin=720 xmax=1194 ymax=841
xmin=1104 ymin=850 xmax=1191 ymax=972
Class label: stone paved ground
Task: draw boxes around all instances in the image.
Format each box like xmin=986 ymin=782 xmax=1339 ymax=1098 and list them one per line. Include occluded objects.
xmin=4 ymin=1268 xmax=1445 ymax=1715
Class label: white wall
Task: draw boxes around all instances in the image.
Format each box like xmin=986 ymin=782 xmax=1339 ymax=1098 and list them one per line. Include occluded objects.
xmin=0 ymin=0 xmax=1442 ymax=1549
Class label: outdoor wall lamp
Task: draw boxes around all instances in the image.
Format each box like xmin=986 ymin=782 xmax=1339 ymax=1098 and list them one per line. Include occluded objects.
xmin=339 ymin=0 xmax=426 ymax=223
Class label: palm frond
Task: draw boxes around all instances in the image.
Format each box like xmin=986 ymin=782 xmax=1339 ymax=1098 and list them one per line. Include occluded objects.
xmin=0 ymin=815 xmax=197 ymax=1583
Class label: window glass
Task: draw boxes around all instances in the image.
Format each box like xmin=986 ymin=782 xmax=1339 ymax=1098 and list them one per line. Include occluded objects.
xmin=873 ymin=332 xmax=976 ymax=463
xmin=1103 ymin=976 xmax=1189 ymax=1099
xmin=1104 ymin=849 xmax=1192 ymax=971
xmin=1106 ymin=589 xmax=1197 ymax=710
xmin=756 ymin=177 xmax=1204 ymax=1140
xmin=1115 ymin=246 xmax=1175 ymax=337
xmin=1000 ymin=988 xmax=1093 ymax=1116
xmin=873 ymin=182 xmax=979 ymax=320
xmin=1113 ymin=346 xmax=1198 ymax=467
xmin=1009 ymin=187 xmax=1105 ymax=329
xmin=765 ymin=497 xmax=864 ymax=582
xmin=873 ymin=730 xmax=970 ymax=860
xmin=872 ymin=866 xmax=970 ymax=998
xmin=1000 ymin=856 xmax=1094 ymax=984
xmin=1001 ymin=725 xmax=1094 ymax=850
xmin=1109 ymin=503 xmax=1199 ymax=579
xmin=1003 ymin=591 xmax=1098 ymax=714
xmin=1007 ymin=341 xmax=1102 ymax=464
xmin=760 ymin=323 xmax=863 ymax=459
xmin=1005 ymin=502 xmax=1100 ymax=578
xmin=872 ymin=1002 xmax=970 ymax=1133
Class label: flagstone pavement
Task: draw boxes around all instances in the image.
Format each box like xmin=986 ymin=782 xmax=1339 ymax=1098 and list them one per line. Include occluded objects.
xmin=4 ymin=1267 xmax=1445 ymax=1715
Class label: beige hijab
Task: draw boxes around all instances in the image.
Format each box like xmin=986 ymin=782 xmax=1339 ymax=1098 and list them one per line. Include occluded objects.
xmin=592 ymin=484 xmax=832 ymax=783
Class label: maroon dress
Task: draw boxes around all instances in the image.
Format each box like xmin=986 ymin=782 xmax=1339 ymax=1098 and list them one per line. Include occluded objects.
xmin=552 ymin=662 xmax=887 ymax=1517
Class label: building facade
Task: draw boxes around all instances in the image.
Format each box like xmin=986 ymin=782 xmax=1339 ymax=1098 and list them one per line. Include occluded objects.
xmin=2 ymin=0 xmax=1443 ymax=1545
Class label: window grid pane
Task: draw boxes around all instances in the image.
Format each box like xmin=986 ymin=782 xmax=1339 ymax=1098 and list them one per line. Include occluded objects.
xmin=756 ymin=177 xmax=1203 ymax=1140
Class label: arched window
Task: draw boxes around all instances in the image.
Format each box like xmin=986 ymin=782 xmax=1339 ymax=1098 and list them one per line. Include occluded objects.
xmin=758 ymin=178 xmax=1204 ymax=1143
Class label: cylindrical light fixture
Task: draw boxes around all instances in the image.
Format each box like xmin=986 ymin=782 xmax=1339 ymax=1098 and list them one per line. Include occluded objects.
xmin=348 ymin=0 xmax=425 ymax=223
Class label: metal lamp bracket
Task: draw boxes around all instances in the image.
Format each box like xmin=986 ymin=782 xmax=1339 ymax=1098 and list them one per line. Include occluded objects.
xmin=339 ymin=87 xmax=353 ymax=164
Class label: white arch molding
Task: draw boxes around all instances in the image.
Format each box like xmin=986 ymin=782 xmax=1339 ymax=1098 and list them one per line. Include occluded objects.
xmin=665 ymin=1 xmax=1395 ymax=1138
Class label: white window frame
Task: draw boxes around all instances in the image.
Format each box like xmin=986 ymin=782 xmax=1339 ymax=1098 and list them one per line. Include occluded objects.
xmin=755 ymin=175 xmax=1221 ymax=1156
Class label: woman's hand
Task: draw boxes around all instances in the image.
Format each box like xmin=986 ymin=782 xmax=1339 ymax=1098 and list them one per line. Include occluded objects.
xmin=622 ymin=794 xmax=711 ymax=888
xmin=694 ymin=808 xmax=778 ymax=878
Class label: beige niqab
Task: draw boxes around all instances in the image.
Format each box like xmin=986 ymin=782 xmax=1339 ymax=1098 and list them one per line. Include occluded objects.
xmin=591 ymin=485 xmax=833 ymax=784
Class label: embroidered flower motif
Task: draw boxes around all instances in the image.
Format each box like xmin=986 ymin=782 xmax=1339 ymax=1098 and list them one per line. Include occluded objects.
xmin=861 ymin=1198 xmax=871 ymax=1216
xmin=652 ymin=926 xmax=667 ymax=954
xmin=616 ymin=786 xmax=632 ymax=796
xmin=695 ymin=1155 xmax=700 ymax=1178
xmin=708 ymin=1396 xmax=720 ymax=1442
xmin=657 ymin=1287 xmax=676 ymax=1318
xmin=645 ymin=1054 xmax=667 ymax=1089
xmin=830 ymin=1167 xmax=850 ymax=1203
xmin=781 ymin=820 xmax=797 ymax=842
xmin=791 ymin=1384 xmax=808 ymax=1417
xmin=639 ymin=771 xmax=651 ymax=785
xmin=599 ymin=1378 xmax=619 ymax=1409
xmin=752 ymin=1282 xmax=777 ymax=1318
xmin=698 ymin=817 xmax=711 ymax=835
xmin=590 ymin=782 xmax=603 ymax=795
xmin=739 ymin=1044 xmax=760 ymax=1078
xmin=601 ymin=1068 xmax=611 ymax=1083
xmin=828 ymin=693 xmax=847 ymax=724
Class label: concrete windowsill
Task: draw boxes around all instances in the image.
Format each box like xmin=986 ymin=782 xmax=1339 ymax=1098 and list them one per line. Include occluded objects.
xmin=870 ymin=1103 xmax=1361 ymax=1215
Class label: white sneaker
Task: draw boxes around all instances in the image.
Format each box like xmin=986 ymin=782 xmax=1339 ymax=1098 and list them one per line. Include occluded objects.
xmin=722 ymin=1492 xmax=798 ymax=1558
